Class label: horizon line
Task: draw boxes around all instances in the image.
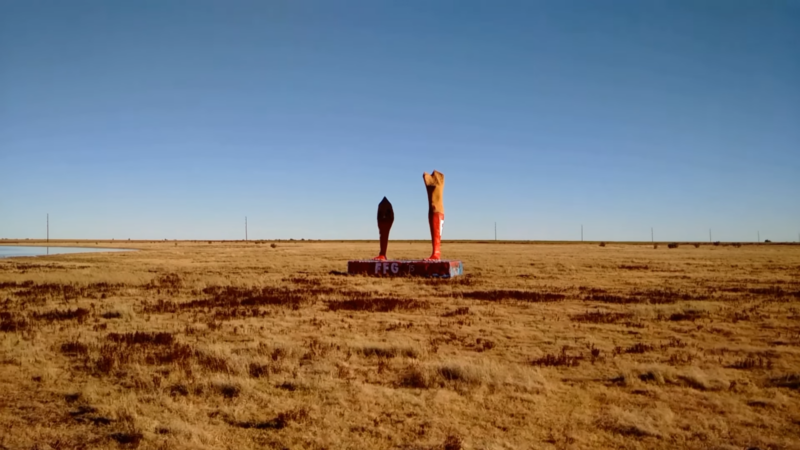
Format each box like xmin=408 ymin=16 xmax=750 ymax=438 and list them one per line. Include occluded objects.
xmin=1 ymin=238 xmax=797 ymax=245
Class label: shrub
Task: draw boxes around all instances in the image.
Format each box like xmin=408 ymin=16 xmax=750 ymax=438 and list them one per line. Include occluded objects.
xmin=110 ymin=432 xmax=143 ymax=446
xmin=399 ymin=365 xmax=430 ymax=388
xmin=442 ymin=435 xmax=463 ymax=450
xmin=599 ymin=242 xmax=606 ymax=247
xmin=436 ymin=363 xmax=482 ymax=384
xmin=248 ymin=362 xmax=270 ymax=378
xmin=270 ymin=243 xmax=277 ymax=248
xmin=667 ymin=243 xmax=678 ymax=249
xmin=214 ymin=382 xmax=241 ymax=398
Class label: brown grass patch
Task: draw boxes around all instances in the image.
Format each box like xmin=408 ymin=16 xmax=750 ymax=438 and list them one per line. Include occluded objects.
xmin=571 ymin=311 xmax=633 ymax=324
xmin=106 ymin=331 xmax=175 ymax=346
xmin=0 ymin=312 xmax=29 ymax=332
xmin=625 ymin=343 xmax=654 ymax=354
xmin=327 ymin=297 xmax=428 ymax=312
xmin=357 ymin=344 xmax=420 ymax=359
xmin=34 ymin=307 xmax=91 ymax=322
xmin=532 ymin=347 xmax=583 ymax=367
xmin=769 ymin=374 xmax=800 ymax=390
xmin=730 ymin=354 xmax=773 ymax=370
xmin=229 ymin=407 xmax=309 ymax=430
xmin=441 ymin=307 xmax=470 ymax=317
xmin=461 ymin=289 xmax=565 ymax=302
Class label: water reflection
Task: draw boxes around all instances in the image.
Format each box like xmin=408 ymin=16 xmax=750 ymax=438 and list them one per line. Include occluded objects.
xmin=0 ymin=246 xmax=133 ymax=258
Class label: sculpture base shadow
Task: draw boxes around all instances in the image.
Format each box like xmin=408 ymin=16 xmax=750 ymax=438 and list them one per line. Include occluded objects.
xmin=347 ymin=260 xmax=463 ymax=278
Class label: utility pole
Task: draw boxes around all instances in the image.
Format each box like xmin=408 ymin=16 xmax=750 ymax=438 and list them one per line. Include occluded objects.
xmin=245 ymin=217 xmax=248 ymax=241
xmin=651 ymin=227 xmax=654 ymax=244
xmin=709 ymin=229 xmax=712 ymax=243
xmin=494 ymin=222 xmax=497 ymax=241
xmin=581 ymin=225 xmax=583 ymax=242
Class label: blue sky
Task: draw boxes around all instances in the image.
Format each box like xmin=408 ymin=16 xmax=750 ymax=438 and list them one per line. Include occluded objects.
xmin=1 ymin=1 xmax=798 ymax=242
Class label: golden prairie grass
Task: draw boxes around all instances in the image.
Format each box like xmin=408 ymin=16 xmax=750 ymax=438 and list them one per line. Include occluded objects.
xmin=0 ymin=240 xmax=799 ymax=449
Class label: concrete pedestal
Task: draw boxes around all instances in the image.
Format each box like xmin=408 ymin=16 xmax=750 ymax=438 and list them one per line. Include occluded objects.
xmin=347 ymin=260 xmax=463 ymax=278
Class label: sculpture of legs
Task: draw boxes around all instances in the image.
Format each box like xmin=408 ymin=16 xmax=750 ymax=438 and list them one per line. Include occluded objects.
xmin=423 ymin=171 xmax=445 ymax=260
xmin=373 ymin=197 xmax=394 ymax=260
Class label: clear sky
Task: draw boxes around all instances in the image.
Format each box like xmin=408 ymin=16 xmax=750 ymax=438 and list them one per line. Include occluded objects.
xmin=1 ymin=1 xmax=798 ymax=242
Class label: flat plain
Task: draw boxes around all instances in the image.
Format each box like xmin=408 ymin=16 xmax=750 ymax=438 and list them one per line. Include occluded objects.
xmin=1 ymin=240 xmax=799 ymax=450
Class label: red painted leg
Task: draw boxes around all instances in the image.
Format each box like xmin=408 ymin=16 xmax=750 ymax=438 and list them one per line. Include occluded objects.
xmin=425 ymin=212 xmax=444 ymax=260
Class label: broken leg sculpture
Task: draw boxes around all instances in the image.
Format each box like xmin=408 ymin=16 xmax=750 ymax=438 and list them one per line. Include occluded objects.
xmin=373 ymin=197 xmax=394 ymax=260
xmin=423 ymin=170 xmax=445 ymax=260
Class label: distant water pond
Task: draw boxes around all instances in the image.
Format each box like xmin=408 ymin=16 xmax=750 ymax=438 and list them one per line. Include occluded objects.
xmin=0 ymin=246 xmax=134 ymax=258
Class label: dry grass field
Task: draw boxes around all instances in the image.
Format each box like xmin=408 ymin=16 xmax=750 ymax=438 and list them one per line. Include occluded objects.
xmin=1 ymin=240 xmax=799 ymax=450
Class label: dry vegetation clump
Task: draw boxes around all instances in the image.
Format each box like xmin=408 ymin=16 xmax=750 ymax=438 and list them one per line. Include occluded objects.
xmin=531 ymin=347 xmax=583 ymax=367
xmin=460 ymin=289 xmax=565 ymax=302
xmin=441 ymin=306 xmax=470 ymax=317
xmin=356 ymin=343 xmax=420 ymax=359
xmin=730 ymin=354 xmax=774 ymax=370
xmin=662 ymin=309 xmax=707 ymax=322
xmin=226 ymin=406 xmax=309 ymax=430
xmin=769 ymin=374 xmax=800 ymax=390
xmin=582 ymin=287 xmax=695 ymax=305
xmin=0 ymin=311 xmax=29 ymax=332
xmin=327 ymin=297 xmax=428 ymax=312
xmin=1 ymin=240 xmax=799 ymax=448
xmin=397 ymin=362 xmax=491 ymax=389
xmin=571 ymin=310 xmax=634 ymax=324
xmin=35 ymin=307 xmax=91 ymax=322
xmin=624 ymin=342 xmax=655 ymax=354
xmin=585 ymin=293 xmax=640 ymax=304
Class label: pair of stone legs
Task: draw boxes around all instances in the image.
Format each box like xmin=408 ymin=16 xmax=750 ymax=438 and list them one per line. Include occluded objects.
xmin=374 ymin=200 xmax=444 ymax=261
